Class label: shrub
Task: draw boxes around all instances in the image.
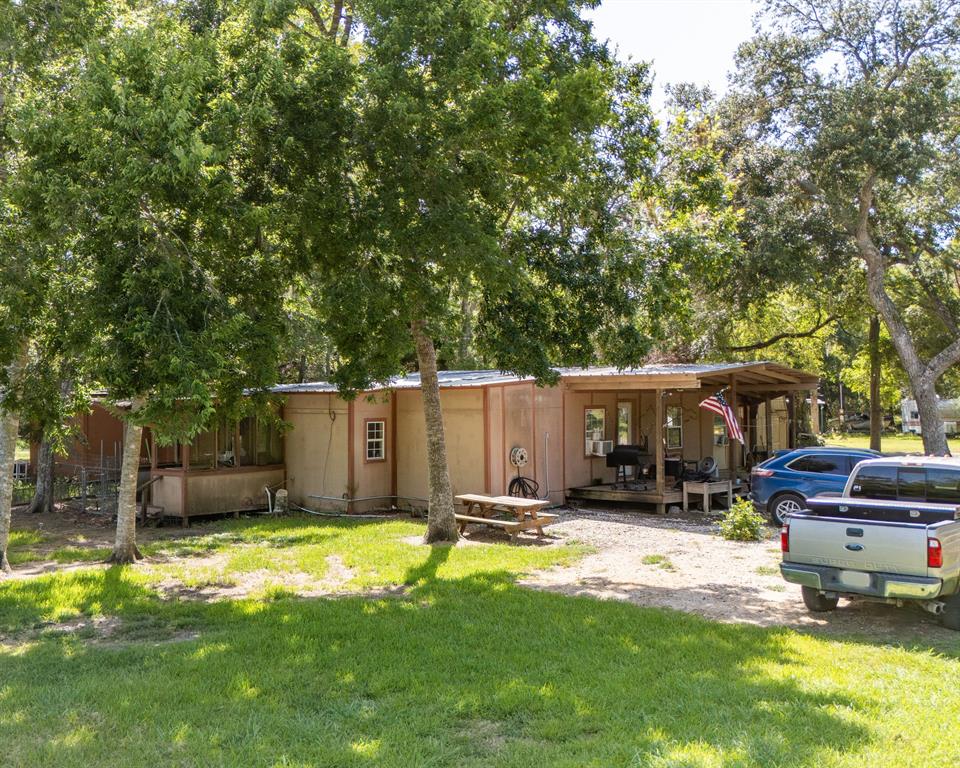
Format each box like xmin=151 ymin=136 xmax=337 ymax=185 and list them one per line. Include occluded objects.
xmin=719 ymin=499 xmax=766 ymax=542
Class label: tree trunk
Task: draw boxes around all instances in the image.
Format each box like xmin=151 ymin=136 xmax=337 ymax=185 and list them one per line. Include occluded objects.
xmin=27 ymin=437 xmax=54 ymax=515
xmin=855 ymin=179 xmax=956 ymax=456
xmin=869 ymin=315 xmax=882 ymax=453
xmin=411 ymin=320 xmax=459 ymax=544
xmin=109 ymin=407 xmax=144 ymax=564
xmin=0 ymin=405 xmax=19 ymax=574
xmin=0 ymin=347 xmax=28 ymax=575
xmin=914 ymin=376 xmax=949 ymax=456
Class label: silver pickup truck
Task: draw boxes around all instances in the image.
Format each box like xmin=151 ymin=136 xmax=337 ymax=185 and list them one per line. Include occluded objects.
xmin=780 ymin=457 xmax=960 ymax=629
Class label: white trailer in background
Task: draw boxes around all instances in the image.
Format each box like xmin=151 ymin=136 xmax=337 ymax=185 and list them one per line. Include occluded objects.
xmin=901 ymin=397 xmax=960 ymax=435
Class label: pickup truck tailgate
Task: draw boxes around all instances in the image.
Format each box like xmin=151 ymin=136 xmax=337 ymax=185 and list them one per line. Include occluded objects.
xmin=787 ymin=516 xmax=929 ymax=577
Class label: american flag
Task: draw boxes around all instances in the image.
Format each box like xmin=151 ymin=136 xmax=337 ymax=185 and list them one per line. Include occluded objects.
xmin=700 ymin=390 xmax=743 ymax=443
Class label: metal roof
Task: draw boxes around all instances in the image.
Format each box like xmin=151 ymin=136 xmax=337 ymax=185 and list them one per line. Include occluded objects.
xmin=269 ymin=361 xmax=817 ymax=395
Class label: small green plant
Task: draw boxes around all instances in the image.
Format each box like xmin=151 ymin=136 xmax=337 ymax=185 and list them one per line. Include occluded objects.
xmin=755 ymin=565 xmax=779 ymax=577
xmin=641 ymin=553 xmax=674 ymax=570
xmin=719 ymin=499 xmax=766 ymax=542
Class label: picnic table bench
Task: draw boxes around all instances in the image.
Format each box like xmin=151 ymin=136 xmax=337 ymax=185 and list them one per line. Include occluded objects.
xmin=454 ymin=493 xmax=559 ymax=543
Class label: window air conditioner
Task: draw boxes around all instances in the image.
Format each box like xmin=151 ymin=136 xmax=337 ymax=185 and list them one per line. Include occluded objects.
xmin=591 ymin=440 xmax=614 ymax=456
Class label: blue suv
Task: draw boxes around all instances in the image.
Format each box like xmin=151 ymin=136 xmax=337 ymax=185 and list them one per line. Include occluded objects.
xmin=750 ymin=447 xmax=881 ymax=525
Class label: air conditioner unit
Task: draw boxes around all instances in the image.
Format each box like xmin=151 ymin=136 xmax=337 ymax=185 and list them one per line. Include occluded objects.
xmin=591 ymin=440 xmax=614 ymax=456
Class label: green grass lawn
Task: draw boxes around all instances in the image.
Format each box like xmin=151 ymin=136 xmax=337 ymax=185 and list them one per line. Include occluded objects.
xmin=2 ymin=516 xmax=960 ymax=767
xmin=821 ymin=431 xmax=960 ymax=455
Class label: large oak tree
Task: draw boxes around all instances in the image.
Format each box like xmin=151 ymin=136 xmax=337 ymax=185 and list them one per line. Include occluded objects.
xmin=256 ymin=0 xmax=658 ymax=542
xmin=731 ymin=0 xmax=960 ymax=454
xmin=16 ymin=0 xmax=292 ymax=562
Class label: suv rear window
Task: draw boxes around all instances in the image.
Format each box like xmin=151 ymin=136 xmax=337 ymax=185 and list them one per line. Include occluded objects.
xmin=849 ymin=465 xmax=898 ymax=499
xmin=927 ymin=468 xmax=960 ymax=503
xmin=787 ymin=455 xmax=849 ymax=474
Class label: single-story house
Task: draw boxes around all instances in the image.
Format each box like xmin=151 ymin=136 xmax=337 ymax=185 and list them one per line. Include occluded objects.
xmin=268 ymin=361 xmax=818 ymax=516
xmin=35 ymin=362 xmax=819 ymax=523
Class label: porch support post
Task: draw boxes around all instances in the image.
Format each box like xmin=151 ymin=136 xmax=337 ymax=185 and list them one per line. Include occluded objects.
xmin=789 ymin=395 xmax=797 ymax=449
xmin=655 ymin=388 xmax=665 ymax=499
xmin=727 ymin=376 xmax=738 ymax=475
xmin=764 ymin=397 xmax=773 ymax=452
xmin=810 ymin=387 xmax=820 ymax=436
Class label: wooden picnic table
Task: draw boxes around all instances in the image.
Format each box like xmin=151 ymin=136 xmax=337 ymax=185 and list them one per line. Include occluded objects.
xmin=454 ymin=493 xmax=559 ymax=543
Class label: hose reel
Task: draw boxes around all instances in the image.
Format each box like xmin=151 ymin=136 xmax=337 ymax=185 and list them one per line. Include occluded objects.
xmin=508 ymin=446 xmax=539 ymax=498
xmin=509 ymin=446 xmax=529 ymax=468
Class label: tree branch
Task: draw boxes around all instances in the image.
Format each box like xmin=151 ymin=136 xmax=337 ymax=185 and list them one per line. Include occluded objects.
xmin=724 ymin=313 xmax=837 ymax=352
xmin=304 ymin=3 xmax=328 ymax=35
xmin=928 ymin=335 xmax=960 ymax=381
xmin=328 ymin=0 xmax=343 ymax=39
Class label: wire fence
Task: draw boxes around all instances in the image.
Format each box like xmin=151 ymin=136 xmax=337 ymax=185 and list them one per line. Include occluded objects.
xmin=12 ymin=463 xmax=122 ymax=515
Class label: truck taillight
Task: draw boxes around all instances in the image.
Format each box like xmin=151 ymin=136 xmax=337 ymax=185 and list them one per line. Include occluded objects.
xmin=753 ymin=468 xmax=774 ymax=477
xmin=780 ymin=524 xmax=789 ymax=553
xmin=928 ymin=538 xmax=943 ymax=568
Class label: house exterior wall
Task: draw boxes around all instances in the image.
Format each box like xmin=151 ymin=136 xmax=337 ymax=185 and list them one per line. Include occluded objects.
xmin=32 ymin=403 xmax=127 ymax=475
xmin=283 ymin=393 xmax=350 ymax=510
xmin=352 ymin=394 xmax=393 ymax=512
xmin=187 ymin=468 xmax=285 ymax=516
xmin=564 ymin=389 xmax=620 ymax=489
xmin=152 ymin=474 xmax=183 ymax=517
xmin=533 ymin=385 xmax=565 ymax=506
xmin=395 ymin=388 xmax=485 ymax=504
xmin=755 ymin=396 xmax=791 ymax=451
xmin=150 ymin=467 xmax=284 ymax=519
xmin=485 ymin=386 xmax=504 ymax=494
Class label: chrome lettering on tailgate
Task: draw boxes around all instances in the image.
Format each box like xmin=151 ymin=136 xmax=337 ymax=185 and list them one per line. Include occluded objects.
xmin=803 ymin=555 xmax=912 ymax=573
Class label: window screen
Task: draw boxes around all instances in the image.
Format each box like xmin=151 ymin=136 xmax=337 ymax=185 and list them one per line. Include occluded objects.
xmin=927 ymin=468 xmax=960 ymax=503
xmin=849 ymin=465 xmax=898 ymax=499
xmin=787 ymin=455 xmax=847 ymax=474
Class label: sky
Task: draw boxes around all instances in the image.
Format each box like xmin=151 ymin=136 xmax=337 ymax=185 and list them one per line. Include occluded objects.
xmin=584 ymin=0 xmax=759 ymax=110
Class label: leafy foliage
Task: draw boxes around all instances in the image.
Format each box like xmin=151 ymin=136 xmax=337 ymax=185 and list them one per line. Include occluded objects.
xmin=12 ymin=1 xmax=294 ymax=440
xmin=719 ymin=498 xmax=767 ymax=542
xmin=727 ymin=0 xmax=960 ymax=452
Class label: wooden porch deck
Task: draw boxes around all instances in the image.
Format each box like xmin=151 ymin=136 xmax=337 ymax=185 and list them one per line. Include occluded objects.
xmin=566 ymin=484 xmax=684 ymax=514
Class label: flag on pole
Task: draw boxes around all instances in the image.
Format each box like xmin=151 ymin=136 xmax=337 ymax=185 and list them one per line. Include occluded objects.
xmin=700 ymin=389 xmax=743 ymax=443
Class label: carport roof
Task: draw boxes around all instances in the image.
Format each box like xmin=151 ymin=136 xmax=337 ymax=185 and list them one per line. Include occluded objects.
xmin=269 ymin=361 xmax=818 ymax=395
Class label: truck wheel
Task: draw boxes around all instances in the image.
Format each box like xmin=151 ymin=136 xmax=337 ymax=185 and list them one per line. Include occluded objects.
xmin=771 ymin=493 xmax=805 ymax=525
xmin=941 ymin=595 xmax=960 ymax=630
xmin=801 ymin=585 xmax=839 ymax=612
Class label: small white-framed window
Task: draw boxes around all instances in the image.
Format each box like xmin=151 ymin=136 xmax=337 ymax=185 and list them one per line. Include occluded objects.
xmin=365 ymin=420 xmax=386 ymax=462
xmin=617 ymin=402 xmax=633 ymax=446
xmin=584 ymin=407 xmax=606 ymax=456
xmin=665 ymin=405 xmax=683 ymax=450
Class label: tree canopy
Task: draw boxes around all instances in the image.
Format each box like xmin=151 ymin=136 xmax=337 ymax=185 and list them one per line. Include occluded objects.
xmin=725 ymin=0 xmax=960 ymax=453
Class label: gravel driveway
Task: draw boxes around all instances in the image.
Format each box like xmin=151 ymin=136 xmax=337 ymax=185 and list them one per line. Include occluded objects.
xmin=516 ymin=506 xmax=957 ymax=642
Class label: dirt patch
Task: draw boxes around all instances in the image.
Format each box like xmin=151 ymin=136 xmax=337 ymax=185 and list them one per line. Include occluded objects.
xmin=0 ymin=615 xmax=200 ymax=649
xmin=519 ymin=506 xmax=959 ymax=644
xmin=149 ymin=553 xmax=359 ymax=602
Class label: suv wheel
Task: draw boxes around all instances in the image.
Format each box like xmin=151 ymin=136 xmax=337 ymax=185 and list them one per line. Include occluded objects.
xmin=770 ymin=493 xmax=805 ymax=525
xmin=801 ymin=586 xmax=839 ymax=612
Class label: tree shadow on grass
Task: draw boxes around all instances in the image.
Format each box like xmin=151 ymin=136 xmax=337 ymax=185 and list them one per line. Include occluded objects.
xmin=401 ymin=539 xmax=453 ymax=586
xmin=0 ymin=566 xmax=908 ymax=767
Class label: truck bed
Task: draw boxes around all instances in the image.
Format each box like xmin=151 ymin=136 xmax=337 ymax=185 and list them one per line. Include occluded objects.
xmin=782 ymin=499 xmax=960 ymax=600
xmin=804 ymin=496 xmax=959 ymax=525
